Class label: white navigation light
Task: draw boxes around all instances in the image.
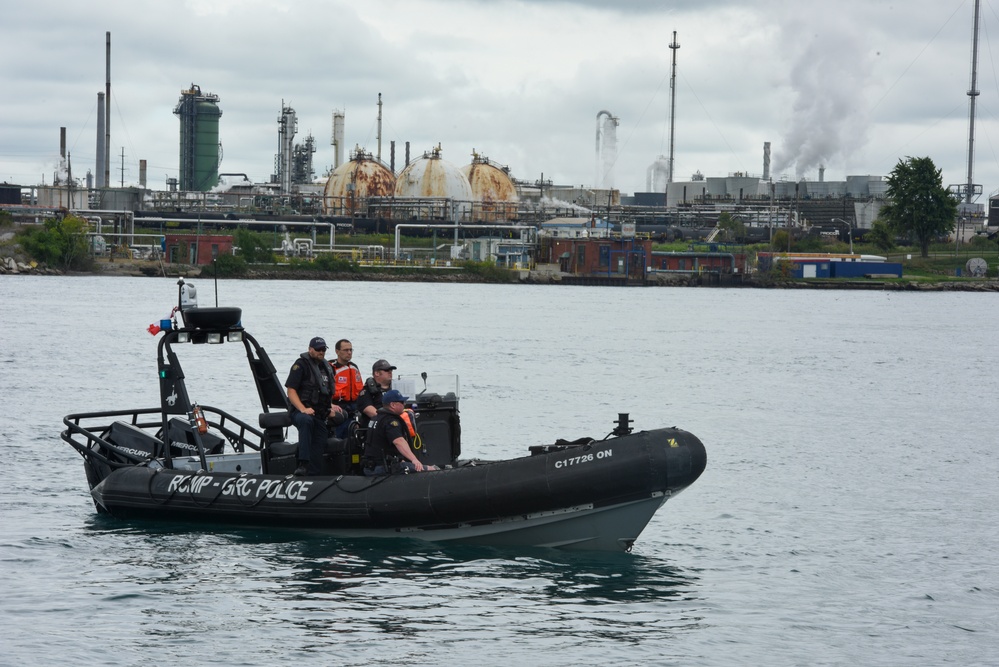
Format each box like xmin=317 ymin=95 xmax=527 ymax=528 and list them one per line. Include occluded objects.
xmin=177 ymin=332 xmax=191 ymax=343
xmin=227 ymin=331 xmax=243 ymax=342
xmin=207 ymin=333 xmax=222 ymax=344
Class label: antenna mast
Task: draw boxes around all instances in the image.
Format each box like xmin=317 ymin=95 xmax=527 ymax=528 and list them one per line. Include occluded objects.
xmin=964 ymin=0 xmax=981 ymax=204
xmin=104 ymin=31 xmax=111 ymax=190
xmin=668 ymin=31 xmax=680 ymax=185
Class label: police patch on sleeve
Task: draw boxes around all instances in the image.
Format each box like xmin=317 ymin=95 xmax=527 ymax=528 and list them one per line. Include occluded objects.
xmin=292 ymin=364 xmax=299 ymax=371
xmin=390 ymin=420 xmax=400 ymax=427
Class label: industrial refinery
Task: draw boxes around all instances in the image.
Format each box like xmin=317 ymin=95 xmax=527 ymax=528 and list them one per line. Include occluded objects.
xmin=2 ymin=22 xmax=996 ymax=281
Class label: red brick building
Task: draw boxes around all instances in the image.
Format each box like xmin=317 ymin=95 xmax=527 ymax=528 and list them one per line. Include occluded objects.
xmin=541 ymin=237 xmax=653 ymax=281
xmin=650 ymin=250 xmax=746 ymax=274
xmin=164 ymin=234 xmax=234 ymax=265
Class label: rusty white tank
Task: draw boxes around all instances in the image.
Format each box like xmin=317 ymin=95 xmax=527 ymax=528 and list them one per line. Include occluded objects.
xmin=323 ymin=147 xmax=395 ymax=214
xmin=395 ymin=145 xmax=473 ymax=200
xmin=462 ymin=152 xmax=519 ymax=221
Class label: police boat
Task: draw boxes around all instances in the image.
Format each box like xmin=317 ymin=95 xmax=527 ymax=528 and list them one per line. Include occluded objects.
xmin=61 ymin=280 xmax=706 ymax=552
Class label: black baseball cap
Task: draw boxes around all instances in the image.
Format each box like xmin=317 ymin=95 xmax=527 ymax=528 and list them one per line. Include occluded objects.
xmin=372 ymin=359 xmax=396 ymax=372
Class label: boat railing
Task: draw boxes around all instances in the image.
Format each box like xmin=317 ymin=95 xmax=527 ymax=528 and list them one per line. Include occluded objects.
xmin=197 ymin=405 xmax=266 ymax=453
xmin=62 ymin=406 xmax=268 ymax=470
xmin=62 ymin=407 xmax=164 ymax=469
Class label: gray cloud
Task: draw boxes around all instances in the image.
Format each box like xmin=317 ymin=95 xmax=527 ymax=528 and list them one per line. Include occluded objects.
xmin=1 ymin=0 xmax=995 ymax=199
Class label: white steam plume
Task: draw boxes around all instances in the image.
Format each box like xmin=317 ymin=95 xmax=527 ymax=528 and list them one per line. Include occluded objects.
xmin=773 ymin=10 xmax=874 ymax=179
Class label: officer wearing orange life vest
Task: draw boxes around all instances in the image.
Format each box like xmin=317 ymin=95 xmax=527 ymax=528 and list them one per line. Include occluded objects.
xmin=329 ymin=339 xmax=363 ymax=438
xmin=363 ymin=389 xmax=435 ymax=475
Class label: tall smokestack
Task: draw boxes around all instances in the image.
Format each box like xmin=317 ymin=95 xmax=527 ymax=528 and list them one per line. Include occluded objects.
xmin=139 ymin=159 xmax=147 ymax=187
xmin=819 ymin=164 xmax=825 ymax=182
xmin=60 ymin=127 xmax=66 ymax=158
xmin=331 ymin=109 xmax=345 ymax=168
xmin=96 ymin=92 xmax=106 ymax=187
xmin=376 ymin=93 xmax=382 ymax=161
xmin=763 ymin=142 xmax=771 ymax=180
xmin=104 ymin=32 xmax=111 ymax=190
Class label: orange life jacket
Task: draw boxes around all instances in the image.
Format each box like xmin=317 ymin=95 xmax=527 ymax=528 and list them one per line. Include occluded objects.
xmin=400 ymin=410 xmax=416 ymax=437
xmin=331 ymin=362 xmax=363 ymax=402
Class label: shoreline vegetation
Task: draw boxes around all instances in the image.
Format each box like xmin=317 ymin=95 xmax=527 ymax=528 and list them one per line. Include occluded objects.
xmin=3 ymin=221 xmax=997 ymax=290
xmin=3 ymin=255 xmax=998 ymax=291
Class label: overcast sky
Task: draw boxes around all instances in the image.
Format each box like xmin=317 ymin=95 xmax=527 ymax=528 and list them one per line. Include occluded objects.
xmin=3 ymin=0 xmax=998 ymax=201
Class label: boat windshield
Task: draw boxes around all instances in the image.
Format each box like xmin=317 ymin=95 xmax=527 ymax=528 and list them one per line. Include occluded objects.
xmin=394 ymin=374 xmax=459 ymax=402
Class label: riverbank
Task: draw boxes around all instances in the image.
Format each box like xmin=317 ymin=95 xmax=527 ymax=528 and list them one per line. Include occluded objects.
xmin=3 ymin=256 xmax=998 ymax=290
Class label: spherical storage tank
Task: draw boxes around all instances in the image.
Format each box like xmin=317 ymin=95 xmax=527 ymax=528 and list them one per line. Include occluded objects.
xmin=395 ymin=146 xmax=473 ymax=200
xmin=462 ymin=152 xmax=519 ymax=221
xmin=462 ymin=152 xmax=518 ymax=203
xmin=323 ymin=148 xmax=396 ymax=214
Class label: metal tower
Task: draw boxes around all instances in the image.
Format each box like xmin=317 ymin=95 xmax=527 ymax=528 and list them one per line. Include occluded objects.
xmin=174 ymin=84 xmax=222 ymax=191
xmin=668 ymin=31 xmax=680 ymax=185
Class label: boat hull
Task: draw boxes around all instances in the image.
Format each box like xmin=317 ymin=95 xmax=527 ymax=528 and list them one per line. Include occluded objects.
xmin=90 ymin=427 xmax=705 ymax=551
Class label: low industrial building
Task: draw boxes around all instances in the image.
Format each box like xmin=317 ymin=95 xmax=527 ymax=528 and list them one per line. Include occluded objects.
xmin=758 ymin=252 xmax=902 ymax=279
xmin=163 ymin=233 xmax=234 ymax=265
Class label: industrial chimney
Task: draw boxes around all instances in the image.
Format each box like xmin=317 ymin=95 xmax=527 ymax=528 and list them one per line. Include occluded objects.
xmin=763 ymin=142 xmax=771 ymax=180
xmin=96 ymin=92 xmax=106 ymax=188
xmin=331 ymin=109 xmax=345 ymax=169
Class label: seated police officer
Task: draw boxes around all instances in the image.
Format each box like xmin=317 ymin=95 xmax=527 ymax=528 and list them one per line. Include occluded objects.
xmin=356 ymin=358 xmax=396 ymax=428
xmin=285 ymin=336 xmax=342 ymax=476
xmin=363 ymin=389 xmax=436 ymax=475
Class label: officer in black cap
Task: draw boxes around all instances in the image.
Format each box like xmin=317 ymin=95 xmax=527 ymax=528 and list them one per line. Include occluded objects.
xmin=355 ymin=358 xmax=396 ymax=428
xmin=285 ymin=336 xmax=341 ymax=475
xmin=363 ymin=389 xmax=435 ymax=475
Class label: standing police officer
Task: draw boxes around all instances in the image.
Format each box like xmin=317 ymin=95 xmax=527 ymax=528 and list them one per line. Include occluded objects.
xmin=285 ymin=336 xmax=339 ymax=476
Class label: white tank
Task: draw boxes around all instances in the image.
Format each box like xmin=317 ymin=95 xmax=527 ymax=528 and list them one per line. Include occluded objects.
xmin=323 ymin=148 xmax=395 ymax=214
xmin=395 ymin=146 xmax=473 ymax=200
xmin=462 ymin=152 xmax=519 ymax=221
xmin=462 ymin=152 xmax=518 ymax=202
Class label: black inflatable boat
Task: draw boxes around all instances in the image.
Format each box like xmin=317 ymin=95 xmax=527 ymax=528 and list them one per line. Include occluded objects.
xmin=62 ymin=280 xmax=706 ymax=551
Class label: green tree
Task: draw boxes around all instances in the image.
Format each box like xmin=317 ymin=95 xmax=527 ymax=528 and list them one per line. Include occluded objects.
xmin=771 ymin=229 xmax=790 ymax=251
xmin=716 ymin=212 xmax=746 ymax=242
xmin=233 ymin=228 xmax=275 ymax=263
xmin=207 ymin=253 xmax=248 ymax=277
xmin=880 ymin=156 xmax=957 ymax=258
xmin=312 ymin=253 xmax=359 ymax=273
xmin=866 ymin=219 xmax=896 ymax=254
xmin=968 ymin=234 xmax=993 ymax=252
xmin=17 ymin=215 xmax=94 ymax=270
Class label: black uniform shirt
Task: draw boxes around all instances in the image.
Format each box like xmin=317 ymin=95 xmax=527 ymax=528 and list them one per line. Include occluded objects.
xmin=355 ymin=382 xmax=384 ymax=426
xmin=366 ymin=408 xmax=410 ymax=462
